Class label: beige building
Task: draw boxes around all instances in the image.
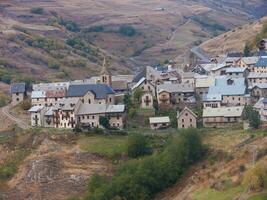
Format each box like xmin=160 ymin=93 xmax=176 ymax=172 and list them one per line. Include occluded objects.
xmin=77 ymin=104 xmax=126 ymax=129
xmin=247 ymin=73 xmax=267 ymax=86
xmin=31 ymin=90 xmax=65 ymax=107
xmin=195 ymin=76 xmax=215 ymax=99
xmin=177 ymin=107 xmax=197 ymax=129
xmin=141 ymin=92 xmax=154 ymax=109
xmin=149 ymin=116 xmax=170 ymax=130
xmin=66 ymin=83 xmax=115 ymax=105
xmin=28 ymin=106 xmax=46 ymax=127
xmin=156 ymin=83 xmax=195 ymax=105
xmin=132 ymin=77 xmax=156 ymax=96
xmin=10 ymin=83 xmax=26 ymax=106
xmin=203 ymin=106 xmax=244 ymax=128
xmin=251 ymin=84 xmax=267 ymax=100
xmin=236 ymin=57 xmax=259 ymax=72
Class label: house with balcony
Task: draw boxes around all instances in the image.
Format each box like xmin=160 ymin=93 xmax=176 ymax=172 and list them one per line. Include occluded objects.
xmin=203 ymin=106 xmax=244 ymax=128
xmin=251 ymin=84 xmax=267 ymax=101
xmin=247 ymin=72 xmax=267 ymax=86
xmin=236 ymin=57 xmax=259 ymax=72
xmin=156 ymin=83 xmax=195 ymax=106
xmin=253 ymin=56 xmax=267 ymax=73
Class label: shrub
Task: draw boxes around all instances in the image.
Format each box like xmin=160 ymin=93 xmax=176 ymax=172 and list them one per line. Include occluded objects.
xmin=242 ymin=157 xmax=267 ymax=191
xmin=30 ymin=7 xmax=44 ymax=15
xmin=244 ymin=105 xmax=261 ymax=129
xmin=19 ymin=99 xmax=31 ymax=111
xmin=119 ymin=25 xmax=136 ymax=37
xmin=84 ymin=26 xmax=104 ymax=33
xmin=84 ymin=129 xmax=205 ymax=200
xmin=99 ymin=116 xmax=110 ymax=129
xmin=127 ymin=134 xmax=150 ymax=158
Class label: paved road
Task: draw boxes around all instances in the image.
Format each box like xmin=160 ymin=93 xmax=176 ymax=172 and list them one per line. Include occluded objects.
xmin=190 ymin=46 xmax=211 ymax=63
xmin=1 ymin=105 xmax=29 ymax=129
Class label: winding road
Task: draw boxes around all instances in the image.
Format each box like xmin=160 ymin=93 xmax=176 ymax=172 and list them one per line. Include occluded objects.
xmin=1 ymin=105 xmax=29 ymax=129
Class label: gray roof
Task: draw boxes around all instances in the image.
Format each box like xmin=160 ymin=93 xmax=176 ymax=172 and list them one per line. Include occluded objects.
xmin=157 ymin=83 xmax=194 ymax=93
xmin=225 ymin=67 xmax=246 ymax=73
xmin=28 ymin=106 xmax=44 ymax=113
xmin=149 ymin=116 xmax=170 ymax=124
xmin=77 ymin=104 xmax=125 ymax=115
xmin=10 ymin=83 xmax=26 ymax=94
xmin=248 ymin=72 xmax=267 ymax=78
xmin=66 ymin=84 xmax=114 ymax=99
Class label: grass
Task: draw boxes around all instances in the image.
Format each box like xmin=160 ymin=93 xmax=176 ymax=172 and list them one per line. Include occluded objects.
xmin=0 ymin=149 xmax=31 ymax=181
xmin=194 ymin=186 xmax=244 ymax=200
xmin=248 ymin=192 xmax=267 ymax=200
xmin=78 ymin=135 xmax=128 ymax=158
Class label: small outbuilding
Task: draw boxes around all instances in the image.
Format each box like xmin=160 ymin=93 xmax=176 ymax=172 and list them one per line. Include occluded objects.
xmin=149 ymin=116 xmax=170 ymax=130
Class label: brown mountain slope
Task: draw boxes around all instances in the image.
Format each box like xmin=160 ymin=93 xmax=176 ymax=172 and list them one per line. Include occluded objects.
xmin=0 ymin=0 xmax=267 ymax=82
xmin=200 ymin=16 xmax=267 ymax=56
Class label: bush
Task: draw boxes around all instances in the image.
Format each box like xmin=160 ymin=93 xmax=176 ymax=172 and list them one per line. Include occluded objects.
xmin=127 ymin=134 xmax=150 ymax=158
xmin=244 ymin=105 xmax=261 ymax=129
xmin=242 ymin=157 xmax=267 ymax=191
xmin=84 ymin=26 xmax=104 ymax=33
xmin=119 ymin=25 xmax=136 ymax=37
xmin=99 ymin=116 xmax=110 ymax=129
xmin=30 ymin=7 xmax=44 ymax=15
xmin=84 ymin=129 xmax=205 ymax=200
xmin=19 ymin=99 xmax=31 ymax=111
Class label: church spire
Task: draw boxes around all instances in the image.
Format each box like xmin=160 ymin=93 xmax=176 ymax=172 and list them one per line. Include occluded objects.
xmin=101 ymin=57 xmax=111 ymax=75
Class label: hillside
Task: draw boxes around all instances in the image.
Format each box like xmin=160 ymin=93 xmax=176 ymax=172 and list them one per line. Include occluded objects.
xmin=200 ymin=16 xmax=267 ymax=56
xmin=0 ymin=0 xmax=267 ymax=82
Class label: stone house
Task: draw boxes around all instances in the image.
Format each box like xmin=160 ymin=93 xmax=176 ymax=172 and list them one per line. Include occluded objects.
xmin=66 ymin=84 xmax=115 ymax=105
xmin=177 ymin=107 xmax=197 ymax=129
xmin=203 ymin=106 xmax=244 ymax=128
xmin=195 ymin=76 xmax=215 ymax=99
xmin=10 ymin=83 xmax=26 ymax=106
xmin=251 ymin=84 xmax=267 ymax=100
xmin=28 ymin=106 xmax=46 ymax=127
xmin=156 ymin=83 xmax=195 ymax=105
xmin=76 ymin=104 xmax=126 ymax=129
xmin=225 ymin=67 xmax=249 ymax=78
xmin=247 ymin=73 xmax=267 ymax=86
xmin=236 ymin=57 xmax=259 ymax=72
xmin=203 ymin=77 xmax=247 ymax=108
xmin=141 ymin=92 xmax=154 ymax=109
xmin=149 ymin=116 xmax=170 ymax=130
xmin=132 ymin=77 xmax=156 ymax=96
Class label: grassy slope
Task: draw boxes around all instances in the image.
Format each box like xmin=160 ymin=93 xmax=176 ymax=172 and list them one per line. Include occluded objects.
xmin=200 ymin=16 xmax=267 ymax=56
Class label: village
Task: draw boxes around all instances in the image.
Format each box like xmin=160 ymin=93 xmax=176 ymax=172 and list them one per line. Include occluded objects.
xmin=9 ymin=39 xmax=267 ymax=131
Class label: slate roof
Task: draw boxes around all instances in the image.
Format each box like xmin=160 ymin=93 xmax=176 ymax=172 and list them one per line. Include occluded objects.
xmin=205 ymin=77 xmax=246 ymax=101
xmin=195 ymin=76 xmax=215 ymax=88
xmin=241 ymin=57 xmax=259 ymax=65
xmin=248 ymin=72 xmax=267 ymax=78
xmin=256 ymin=56 xmax=267 ymax=67
xmin=203 ymin=106 xmax=244 ymax=117
xmin=10 ymin=83 xmax=26 ymax=94
xmin=252 ymin=83 xmax=267 ymax=89
xmin=76 ymin=104 xmax=125 ymax=115
xmin=66 ymin=84 xmax=114 ymax=99
xmin=225 ymin=67 xmax=246 ymax=73
xmin=157 ymin=83 xmax=194 ymax=93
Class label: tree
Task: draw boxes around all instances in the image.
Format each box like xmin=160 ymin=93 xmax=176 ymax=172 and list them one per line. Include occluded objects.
xmin=127 ymin=134 xmax=149 ymax=158
xmin=133 ymin=88 xmax=143 ymax=106
xmin=99 ymin=116 xmax=109 ymax=129
xmin=119 ymin=25 xmax=136 ymax=37
xmin=243 ymin=42 xmax=252 ymax=57
xmin=244 ymin=105 xmax=261 ymax=129
xmin=123 ymin=93 xmax=132 ymax=111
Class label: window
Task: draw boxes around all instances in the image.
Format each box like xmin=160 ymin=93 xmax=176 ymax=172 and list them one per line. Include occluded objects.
xmin=92 ymin=115 xmax=95 ymax=119
xmin=117 ymin=116 xmax=120 ymax=120
xmin=16 ymin=98 xmax=19 ymax=101
xmin=87 ymin=116 xmax=89 ymax=119
xmin=88 ymin=99 xmax=91 ymax=104
xmin=190 ymin=118 xmax=192 ymax=122
xmin=182 ymin=119 xmax=184 ymax=122
xmin=185 ymin=113 xmax=188 ymax=116
xmin=182 ymin=124 xmax=185 ymax=128
xmin=110 ymin=98 xmax=112 ymax=102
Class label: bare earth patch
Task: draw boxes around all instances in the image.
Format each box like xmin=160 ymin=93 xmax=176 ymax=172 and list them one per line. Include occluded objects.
xmin=1 ymin=138 xmax=114 ymax=200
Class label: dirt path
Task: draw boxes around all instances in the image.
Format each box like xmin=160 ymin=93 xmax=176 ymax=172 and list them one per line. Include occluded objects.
xmin=1 ymin=105 xmax=29 ymax=129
